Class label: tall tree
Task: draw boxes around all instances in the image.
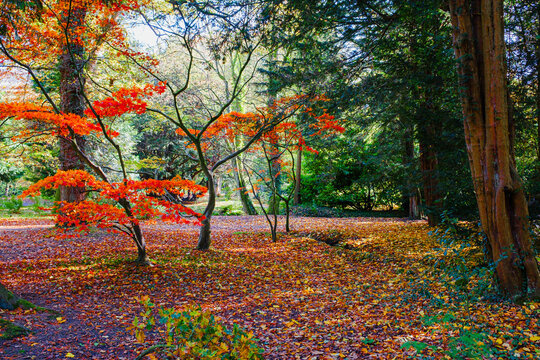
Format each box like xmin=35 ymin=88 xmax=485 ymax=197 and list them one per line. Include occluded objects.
xmin=449 ymin=0 xmax=540 ymax=297
xmin=58 ymin=3 xmax=87 ymax=203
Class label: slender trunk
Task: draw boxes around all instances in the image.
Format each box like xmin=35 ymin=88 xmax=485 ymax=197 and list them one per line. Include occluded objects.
xmin=536 ymin=5 xmax=540 ymax=164
xmin=266 ymin=51 xmax=281 ymax=215
xmin=58 ymin=6 xmax=86 ymax=203
xmin=402 ymin=125 xmax=421 ymax=219
xmin=267 ymin=149 xmax=282 ymax=215
xmin=198 ymin=171 xmax=216 ymax=250
xmin=233 ymin=156 xmax=257 ymax=215
xmin=0 ymin=282 xmax=20 ymax=310
xmin=270 ymin=186 xmax=278 ymax=241
xmin=132 ymin=224 xmax=149 ymax=265
xmin=419 ymin=134 xmax=441 ymax=226
xmin=118 ymin=198 xmax=149 ymax=264
xmin=215 ymin=174 xmax=222 ymax=197
xmin=409 ymin=191 xmax=420 ymax=219
xmin=285 ymin=200 xmax=290 ymax=232
xmin=449 ymin=0 xmax=540 ymax=297
xmin=294 ymin=149 xmax=302 ymax=205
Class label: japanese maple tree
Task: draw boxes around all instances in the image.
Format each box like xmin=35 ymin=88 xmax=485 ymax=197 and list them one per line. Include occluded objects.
xmin=1 ymin=83 xmax=206 ymax=265
xmin=242 ymin=100 xmax=345 ymax=241
xmin=0 ymin=0 xmax=153 ymax=202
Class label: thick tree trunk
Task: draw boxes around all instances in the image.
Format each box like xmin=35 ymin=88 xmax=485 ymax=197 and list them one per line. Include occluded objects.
xmin=294 ymin=149 xmax=302 ymax=205
xmin=58 ymin=6 xmax=86 ymax=203
xmin=0 ymin=282 xmax=20 ymax=310
xmin=449 ymin=0 xmax=540 ymax=297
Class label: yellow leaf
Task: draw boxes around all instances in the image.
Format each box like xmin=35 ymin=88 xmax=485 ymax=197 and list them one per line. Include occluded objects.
xmin=135 ymin=330 xmax=145 ymax=343
xmin=65 ymin=353 xmax=75 ymax=358
xmin=57 ymin=317 xmax=66 ymax=324
xmin=530 ymin=336 xmax=540 ymax=342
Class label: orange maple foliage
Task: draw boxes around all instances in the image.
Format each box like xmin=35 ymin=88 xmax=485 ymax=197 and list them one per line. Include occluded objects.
xmin=21 ymin=170 xmax=207 ymax=238
xmin=175 ymin=94 xmax=344 ymax=157
xmin=0 ymin=103 xmax=106 ymax=138
xmin=85 ymin=83 xmax=167 ymax=119
xmin=0 ymin=0 xmax=151 ymax=67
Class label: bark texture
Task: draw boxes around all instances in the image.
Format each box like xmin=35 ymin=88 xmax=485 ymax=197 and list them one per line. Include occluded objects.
xmin=58 ymin=6 xmax=86 ymax=203
xmin=449 ymin=0 xmax=540 ymax=297
xmin=198 ymin=170 xmax=216 ymax=250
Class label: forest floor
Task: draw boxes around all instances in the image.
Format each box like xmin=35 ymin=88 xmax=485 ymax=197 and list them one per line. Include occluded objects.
xmin=0 ymin=216 xmax=538 ymax=359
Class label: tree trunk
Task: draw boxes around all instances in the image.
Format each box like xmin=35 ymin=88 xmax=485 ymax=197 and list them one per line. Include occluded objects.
xmin=449 ymin=0 xmax=540 ymax=298
xmin=215 ymin=173 xmax=223 ymax=197
xmin=0 ymin=282 xmax=20 ymax=310
xmin=132 ymin=224 xmax=150 ymax=265
xmin=419 ymin=134 xmax=441 ymax=226
xmin=536 ymin=4 xmax=540 ymax=164
xmin=233 ymin=156 xmax=257 ymax=215
xmin=285 ymin=200 xmax=290 ymax=232
xmin=58 ymin=6 xmax=87 ymax=203
xmin=294 ymin=149 xmax=302 ymax=205
xmin=403 ymin=126 xmax=421 ymax=219
xmin=198 ymin=171 xmax=216 ymax=250
xmin=267 ymin=168 xmax=281 ymax=215
xmin=118 ymin=198 xmax=149 ymax=264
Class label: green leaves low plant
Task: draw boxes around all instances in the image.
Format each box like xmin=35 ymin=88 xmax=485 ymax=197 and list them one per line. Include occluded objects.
xmin=129 ymin=296 xmax=264 ymax=360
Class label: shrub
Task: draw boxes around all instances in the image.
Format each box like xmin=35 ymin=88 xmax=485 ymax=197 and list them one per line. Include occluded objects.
xmin=129 ymin=296 xmax=264 ymax=360
xmin=3 ymin=196 xmax=23 ymax=214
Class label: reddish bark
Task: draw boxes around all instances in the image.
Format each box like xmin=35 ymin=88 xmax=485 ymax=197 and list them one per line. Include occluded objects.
xmin=449 ymin=0 xmax=540 ymax=297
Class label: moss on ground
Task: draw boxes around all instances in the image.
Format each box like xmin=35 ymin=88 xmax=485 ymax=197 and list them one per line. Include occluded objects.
xmin=0 ymin=318 xmax=30 ymax=340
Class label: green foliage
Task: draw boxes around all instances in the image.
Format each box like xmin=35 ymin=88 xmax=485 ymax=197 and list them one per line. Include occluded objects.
xmin=0 ymin=160 xmax=24 ymax=183
xmin=217 ymin=204 xmax=243 ymax=216
xmin=400 ymin=212 xmax=538 ymax=359
xmin=402 ymin=313 xmax=495 ymax=359
xmin=2 ymin=196 xmax=23 ymax=214
xmin=130 ymin=297 xmax=264 ymax=360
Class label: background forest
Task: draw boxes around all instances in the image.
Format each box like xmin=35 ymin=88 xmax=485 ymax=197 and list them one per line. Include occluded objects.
xmin=0 ymin=0 xmax=538 ymax=223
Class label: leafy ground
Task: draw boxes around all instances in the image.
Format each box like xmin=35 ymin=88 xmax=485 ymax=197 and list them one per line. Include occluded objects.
xmin=0 ymin=216 xmax=538 ymax=359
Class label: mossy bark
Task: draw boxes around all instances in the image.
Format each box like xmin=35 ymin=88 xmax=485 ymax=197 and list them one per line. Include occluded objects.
xmin=0 ymin=282 xmax=20 ymax=310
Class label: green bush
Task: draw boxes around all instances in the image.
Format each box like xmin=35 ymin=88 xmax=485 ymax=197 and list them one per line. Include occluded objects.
xmin=130 ymin=296 xmax=264 ymax=360
xmin=3 ymin=196 xmax=23 ymax=214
